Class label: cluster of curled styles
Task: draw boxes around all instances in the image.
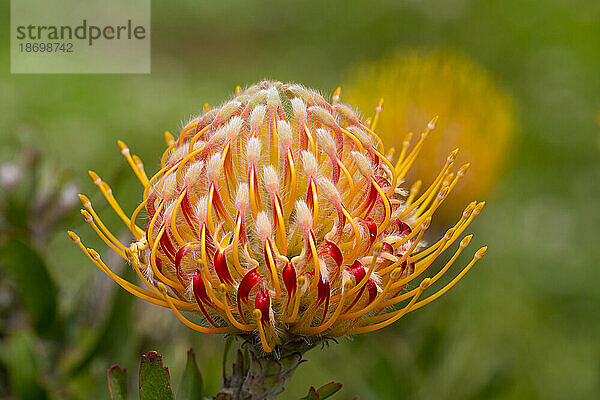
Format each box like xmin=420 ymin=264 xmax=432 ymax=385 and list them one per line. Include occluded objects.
xmin=69 ymin=81 xmax=486 ymax=353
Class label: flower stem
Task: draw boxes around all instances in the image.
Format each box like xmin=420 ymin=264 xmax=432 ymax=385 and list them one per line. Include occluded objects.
xmin=213 ymin=336 xmax=318 ymax=400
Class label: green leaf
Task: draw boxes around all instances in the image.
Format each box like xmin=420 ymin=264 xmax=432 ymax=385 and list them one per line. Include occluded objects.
xmin=299 ymin=382 xmax=343 ymax=400
xmin=107 ymin=365 xmax=128 ymax=400
xmin=300 ymin=386 xmax=319 ymax=400
xmin=139 ymin=351 xmax=174 ymax=400
xmin=0 ymin=238 xmax=58 ymax=335
xmin=0 ymin=330 xmax=48 ymax=400
xmin=67 ymin=266 xmax=135 ymax=375
xmin=222 ymin=335 xmax=234 ymax=379
xmin=317 ymin=382 xmax=343 ymax=399
xmin=177 ymin=348 xmax=204 ymax=399
xmin=4 ymin=156 xmax=38 ymax=229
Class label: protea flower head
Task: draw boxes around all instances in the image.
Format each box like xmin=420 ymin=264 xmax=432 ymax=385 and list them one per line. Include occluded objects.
xmin=69 ymin=80 xmax=486 ymax=354
xmin=343 ymin=50 xmax=515 ymax=220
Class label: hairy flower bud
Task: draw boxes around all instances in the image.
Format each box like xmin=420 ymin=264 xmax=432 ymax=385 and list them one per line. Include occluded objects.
xmin=69 ymin=80 xmax=486 ymax=353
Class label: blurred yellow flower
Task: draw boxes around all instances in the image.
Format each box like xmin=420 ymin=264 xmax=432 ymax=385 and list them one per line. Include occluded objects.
xmin=343 ymin=50 xmax=515 ymax=220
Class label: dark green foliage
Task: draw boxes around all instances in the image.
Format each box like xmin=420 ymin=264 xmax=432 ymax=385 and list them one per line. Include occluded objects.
xmin=109 ymin=347 xmax=341 ymax=399
xmin=299 ymin=382 xmax=343 ymax=400
xmin=108 ymin=365 xmax=128 ymax=400
xmin=3 ymin=159 xmax=36 ymax=230
xmin=178 ymin=349 xmax=204 ymax=399
xmin=67 ymin=266 xmax=136 ymax=375
xmin=300 ymin=387 xmax=319 ymax=400
xmin=0 ymin=238 xmax=57 ymax=336
xmin=314 ymin=382 xmax=343 ymax=399
xmin=0 ymin=331 xmax=48 ymax=400
xmin=139 ymin=351 xmax=175 ymax=400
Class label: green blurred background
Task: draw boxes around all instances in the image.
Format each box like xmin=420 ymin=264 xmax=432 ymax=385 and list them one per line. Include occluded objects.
xmin=1 ymin=0 xmax=599 ymax=398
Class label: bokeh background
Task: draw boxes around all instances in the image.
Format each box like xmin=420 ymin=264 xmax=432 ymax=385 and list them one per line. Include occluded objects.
xmin=1 ymin=0 xmax=599 ymax=399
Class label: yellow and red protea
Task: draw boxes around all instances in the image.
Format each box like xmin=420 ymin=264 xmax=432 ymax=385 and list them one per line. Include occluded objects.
xmin=68 ymin=80 xmax=486 ymax=353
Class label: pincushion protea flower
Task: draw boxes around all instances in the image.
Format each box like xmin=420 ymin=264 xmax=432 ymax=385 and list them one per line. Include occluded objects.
xmin=68 ymin=80 xmax=486 ymax=355
xmin=343 ymin=50 xmax=514 ymax=220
